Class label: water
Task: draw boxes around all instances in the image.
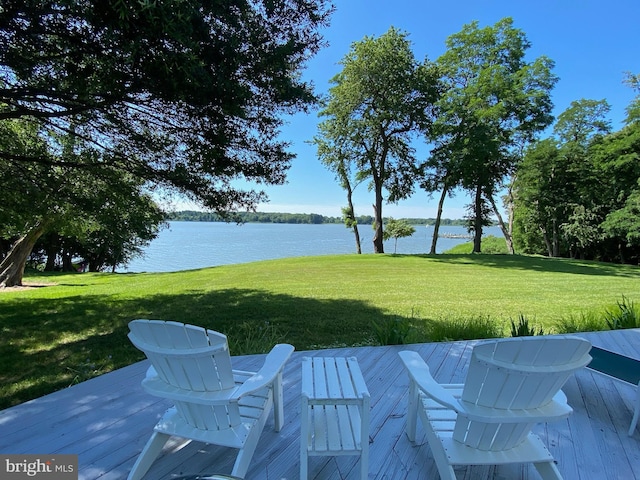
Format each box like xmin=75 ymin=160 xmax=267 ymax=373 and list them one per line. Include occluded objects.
xmin=120 ymin=222 xmax=502 ymax=273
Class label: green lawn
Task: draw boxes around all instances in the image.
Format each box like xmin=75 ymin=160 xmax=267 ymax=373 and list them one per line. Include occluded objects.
xmin=1 ymin=253 xmax=639 ymax=409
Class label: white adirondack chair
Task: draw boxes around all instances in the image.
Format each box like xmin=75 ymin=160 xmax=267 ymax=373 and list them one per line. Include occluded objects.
xmin=127 ymin=319 xmax=294 ymax=480
xmin=399 ymin=336 xmax=592 ymax=480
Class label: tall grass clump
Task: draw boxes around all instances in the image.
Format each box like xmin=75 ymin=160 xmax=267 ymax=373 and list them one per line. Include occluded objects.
xmin=372 ymin=310 xmax=428 ymax=345
xmin=426 ymin=315 xmax=503 ymax=342
xmin=604 ymin=295 xmax=640 ymax=330
xmin=227 ymin=321 xmax=286 ymax=355
xmin=555 ymin=312 xmax=608 ymax=333
xmin=372 ymin=316 xmax=413 ymax=345
xmin=510 ymin=314 xmax=544 ymax=336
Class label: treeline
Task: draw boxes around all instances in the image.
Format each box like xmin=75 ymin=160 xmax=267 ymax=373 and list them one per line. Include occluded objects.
xmin=512 ymin=98 xmax=640 ymax=263
xmin=167 ymin=210 xmax=468 ymax=226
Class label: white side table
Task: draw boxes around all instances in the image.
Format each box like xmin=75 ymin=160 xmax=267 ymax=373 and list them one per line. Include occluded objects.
xmin=300 ymin=357 xmax=370 ymax=480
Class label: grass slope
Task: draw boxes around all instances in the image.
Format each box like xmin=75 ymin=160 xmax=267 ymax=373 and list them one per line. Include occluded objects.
xmin=1 ymin=253 xmax=638 ymax=409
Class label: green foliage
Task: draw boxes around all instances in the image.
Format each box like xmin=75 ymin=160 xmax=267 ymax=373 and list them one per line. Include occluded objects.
xmin=383 ymin=218 xmax=416 ymax=253
xmin=604 ymin=295 xmax=640 ymax=330
xmin=372 ymin=315 xmax=414 ymax=345
xmin=1 ymin=0 xmax=332 ymax=212
xmin=444 ymin=235 xmax=507 ymax=254
xmin=314 ymin=26 xmax=440 ymax=253
xmin=624 ymin=72 xmax=640 ymax=124
xmin=431 ymin=17 xmax=556 ymax=252
xmin=555 ymin=312 xmax=608 ymax=334
xmin=513 ymin=98 xmax=640 ymax=264
xmin=227 ymin=321 xmax=286 ymax=356
xmin=510 ymin=314 xmax=544 ymax=337
xmin=426 ymin=315 xmax=503 ymax=342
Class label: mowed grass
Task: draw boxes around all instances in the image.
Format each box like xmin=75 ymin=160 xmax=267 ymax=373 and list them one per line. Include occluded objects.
xmin=1 ymin=253 xmax=639 ymax=409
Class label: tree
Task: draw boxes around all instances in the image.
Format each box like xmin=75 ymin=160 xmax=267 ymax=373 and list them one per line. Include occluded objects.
xmin=314 ymin=27 xmax=440 ymax=253
xmin=594 ymin=121 xmax=640 ymax=262
xmin=430 ymin=17 xmax=556 ymax=253
xmin=0 ymin=130 xmax=166 ymax=285
xmin=315 ymin=121 xmax=364 ymax=253
xmin=624 ymin=72 xmax=640 ymax=124
xmin=0 ymin=0 xmax=332 ymax=286
xmin=383 ymin=218 xmax=416 ymax=253
xmin=0 ymin=117 xmax=60 ymax=286
xmin=512 ymin=139 xmax=565 ymax=256
xmin=513 ymin=99 xmax=612 ymax=259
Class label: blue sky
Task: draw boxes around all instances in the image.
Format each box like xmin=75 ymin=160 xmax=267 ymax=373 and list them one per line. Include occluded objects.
xmin=188 ymin=0 xmax=640 ymax=219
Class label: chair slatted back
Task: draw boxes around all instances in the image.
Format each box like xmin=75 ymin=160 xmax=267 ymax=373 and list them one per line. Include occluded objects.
xmin=454 ymin=336 xmax=591 ymax=451
xmin=128 ymin=320 xmax=240 ymax=430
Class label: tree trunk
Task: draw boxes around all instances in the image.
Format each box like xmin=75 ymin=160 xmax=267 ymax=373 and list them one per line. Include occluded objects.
xmin=430 ymin=186 xmax=448 ymax=254
xmin=540 ymin=226 xmax=553 ymax=257
xmin=352 ymin=224 xmax=362 ymax=254
xmin=346 ymin=186 xmax=361 ymax=254
xmin=371 ymin=143 xmax=386 ymax=254
xmin=472 ymin=185 xmax=483 ymax=253
xmin=552 ymin=218 xmax=559 ymax=257
xmin=0 ymin=220 xmax=51 ymax=288
xmin=505 ymin=175 xmax=516 ymax=253
xmin=45 ymin=242 xmax=57 ymax=271
xmin=487 ymin=193 xmax=514 ymax=254
xmin=372 ymin=202 xmax=384 ymax=253
xmin=61 ymin=248 xmax=74 ymax=271
xmin=372 ymin=173 xmax=385 ymax=253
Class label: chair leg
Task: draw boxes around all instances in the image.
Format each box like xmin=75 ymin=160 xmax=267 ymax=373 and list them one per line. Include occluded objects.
xmin=533 ymin=460 xmax=563 ymax=480
xmin=127 ymin=432 xmax=170 ymax=480
xmin=300 ymin=446 xmax=308 ymax=480
xmin=231 ymin=427 xmax=262 ymax=479
xmin=273 ymin=371 xmax=285 ymax=432
xmin=406 ymin=380 xmax=419 ymax=442
xmin=628 ymin=382 xmax=640 ymax=436
xmin=231 ymin=397 xmax=273 ymax=479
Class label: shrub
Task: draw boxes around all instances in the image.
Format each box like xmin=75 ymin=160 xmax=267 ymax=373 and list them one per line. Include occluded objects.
xmin=510 ymin=314 xmax=544 ymax=336
xmin=555 ymin=312 xmax=607 ymax=333
xmin=372 ymin=315 xmax=413 ymax=345
xmin=443 ymin=235 xmax=509 ymax=254
xmin=228 ymin=321 xmax=286 ymax=355
xmin=426 ymin=315 xmax=503 ymax=342
xmin=604 ymin=295 xmax=640 ymax=330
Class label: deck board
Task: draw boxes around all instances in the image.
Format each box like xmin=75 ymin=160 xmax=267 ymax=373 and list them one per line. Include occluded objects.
xmin=2 ymin=329 xmax=640 ymax=479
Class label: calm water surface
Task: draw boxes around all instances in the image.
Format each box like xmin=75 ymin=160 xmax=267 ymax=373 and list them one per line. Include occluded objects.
xmin=120 ymin=222 xmax=502 ymax=273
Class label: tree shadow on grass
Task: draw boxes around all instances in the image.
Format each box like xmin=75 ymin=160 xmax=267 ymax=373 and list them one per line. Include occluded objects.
xmin=399 ymin=253 xmax=640 ymax=278
xmin=0 ymin=288 xmax=400 ymax=409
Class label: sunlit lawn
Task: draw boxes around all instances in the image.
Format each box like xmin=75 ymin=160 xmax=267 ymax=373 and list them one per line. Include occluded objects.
xmin=1 ymin=253 xmax=639 ymax=409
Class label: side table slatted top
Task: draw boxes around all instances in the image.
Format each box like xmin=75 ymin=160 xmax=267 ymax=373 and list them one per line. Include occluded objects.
xmin=300 ymin=357 xmax=370 ymax=480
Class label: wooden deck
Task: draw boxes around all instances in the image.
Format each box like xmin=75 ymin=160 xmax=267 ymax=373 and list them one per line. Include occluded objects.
xmin=2 ymin=329 xmax=639 ymax=479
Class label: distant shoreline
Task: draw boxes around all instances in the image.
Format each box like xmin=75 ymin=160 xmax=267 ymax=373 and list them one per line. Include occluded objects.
xmin=167 ymin=210 xmax=469 ymax=226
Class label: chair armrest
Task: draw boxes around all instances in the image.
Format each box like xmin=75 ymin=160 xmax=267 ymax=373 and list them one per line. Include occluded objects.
xmin=399 ymin=350 xmax=462 ymax=412
xmin=234 ymin=344 xmax=295 ymax=399
xmin=459 ymin=390 xmax=573 ymax=423
xmin=141 ymin=375 xmax=239 ymax=405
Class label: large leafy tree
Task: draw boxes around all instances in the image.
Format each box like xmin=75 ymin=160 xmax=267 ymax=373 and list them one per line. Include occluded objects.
xmin=314 ymin=27 xmax=440 ymax=252
xmin=430 ymin=17 xmax=556 ymax=253
xmin=0 ymin=0 xmax=332 ymax=286
xmin=315 ymin=120 xmax=364 ymax=253
xmin=595 ymin=122 xmax=640 ymax=262
xmin=0 ymin=123 xmax=166 ymax=285
xmin=513 ymin=99 xmax=612 ymax=258
xmin=1 ymin=0 xmax=331 ymax=204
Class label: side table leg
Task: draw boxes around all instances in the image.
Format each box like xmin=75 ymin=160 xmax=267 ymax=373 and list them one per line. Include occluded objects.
xmin=301 ymin=397 xmax=309 ymax=479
